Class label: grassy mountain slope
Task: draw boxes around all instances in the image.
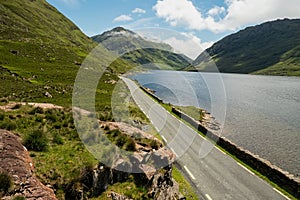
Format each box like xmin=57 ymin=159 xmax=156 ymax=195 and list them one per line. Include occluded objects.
xmin=0 ymin=0 xmax=146 ymax=198
xmin=0 ymin=0 xmax=97 ymax=105
xmin=92 ymin=27 xmax=192 ymax=70
xmin=191 ymin=19 xmax=300 ymax=76
xmin=0 ymin=1 xmax=198 ymax=199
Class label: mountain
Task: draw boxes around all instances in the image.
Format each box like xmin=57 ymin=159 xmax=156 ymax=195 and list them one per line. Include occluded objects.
xmin=191 ymin=19 xmax=300 ymax=76
xmin=92 ymin=27 xmax=192 ymax=70
xmin=0 ymin=0 xmax=116 ymax=105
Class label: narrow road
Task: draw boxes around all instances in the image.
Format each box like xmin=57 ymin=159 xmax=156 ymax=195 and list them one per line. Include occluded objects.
xmin=121 ymin=77 xmax=288 ymax=200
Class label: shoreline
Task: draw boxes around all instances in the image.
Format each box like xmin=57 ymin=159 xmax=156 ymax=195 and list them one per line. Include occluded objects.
xmin=140 ymin=83 xmax=300 ymax=198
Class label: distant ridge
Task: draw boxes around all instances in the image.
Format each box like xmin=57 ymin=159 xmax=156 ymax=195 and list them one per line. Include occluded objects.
xmin=190 ymin=19 xmax=300 ymax=76
xmin=92 ymin=27 xmax=192 ymax=70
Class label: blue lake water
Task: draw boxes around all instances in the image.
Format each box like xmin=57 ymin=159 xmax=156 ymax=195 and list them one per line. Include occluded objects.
xmin=130 ymin=70 xmax=300 ymax=176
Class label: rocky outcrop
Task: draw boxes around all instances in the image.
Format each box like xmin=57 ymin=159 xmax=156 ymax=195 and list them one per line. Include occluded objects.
xmin=0 ymin=130 xmax=57 ymax=200
xmin=0 ymin=102 xmax=63 ymax=112
xmin=149 ymin=165 xmax=185 ymax=200
xmin=67 ymin=121 xmax=184 ymax=200
xmin=77 ymin=162 xmax=184 ymax=200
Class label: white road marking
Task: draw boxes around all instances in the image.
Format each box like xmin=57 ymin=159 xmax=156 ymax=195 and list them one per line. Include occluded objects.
xmin=161 ymin=135 xmax=167 ymax=142
xmin=184 ymin=165 xmax=196 ymax=180
xmin=170 ymin=147 xmax=178 ymax=157
xmin=196 ymin=130 xmax=226 ymax=155
xmin=237 ymin=162 xmax=255 ymax=175
xmin=273 ymin=188 xmax=291 ymax=200
xmin=217 ymin=147 xmax=226 ymax=155
xmin=198 ymin=133 xmax=206 ymax=140
xmin=205 ymin=194 xmax=213 ymax=200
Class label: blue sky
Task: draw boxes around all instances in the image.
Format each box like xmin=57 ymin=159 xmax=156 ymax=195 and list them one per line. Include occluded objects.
xmin=46 ymin=0 xmax=300 ymax=59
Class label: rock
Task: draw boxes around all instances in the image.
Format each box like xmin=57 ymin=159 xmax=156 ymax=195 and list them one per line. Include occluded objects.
xmin=149 ymin=165 xmax=183 ymax=200
xmin=110 ymin=192 xmax=132 ymax=200
xmin=63 ymin=121 xmax=185 ymax=199
xmin=44 ymin=85 xmax=51 ymax=90
xmin=10 ymin=50 xmax=19 ymax=55
xmin=45 ymin=91 xmax=53 ymax=98
xmin=0 ymin=129 xmax=57 ymax=200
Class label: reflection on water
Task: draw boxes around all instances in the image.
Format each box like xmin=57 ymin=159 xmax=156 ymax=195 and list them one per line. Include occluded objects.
xmin=130 ymin=70 xmax=300 ymax=176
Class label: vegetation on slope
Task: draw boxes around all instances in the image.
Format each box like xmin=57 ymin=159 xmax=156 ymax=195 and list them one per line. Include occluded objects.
xmin=0 ymin=0 xmax=94 ymax=105
xmin=191 ymin=18 xmax=300 ymax=76
xmin=0 ymin=0 xmax=198 ymax=199
xmin=92 ymin=27 xmax=192 ymax=70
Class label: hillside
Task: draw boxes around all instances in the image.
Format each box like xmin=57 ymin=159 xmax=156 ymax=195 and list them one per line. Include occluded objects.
xmin=92 ymin=27 xmax=192 ymax=70
xmin=0 ymin=0 xmax=98 ymax=105
xmin=191 ymin=19 xmax=300 ymax=76
xmin=0 ymin=1 xmax=197 ymax=199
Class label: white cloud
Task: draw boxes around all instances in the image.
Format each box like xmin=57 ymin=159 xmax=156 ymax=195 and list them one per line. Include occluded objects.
xmin=208 ymin=6 xmax=225 ymax=16
xmin=153 ymin=0 xmax=300 ymax=33
xmin=219 ymin=0 xmax=300 ymax=31
xmin=135 ymin=28 xmax=214 ymax=59
xmin=153 ymin=0 xmax=206 ymax=30
xmin=113 ymin=15 xmax=133 ymax=22
xmin=132 ymin=8 xmax=146 ymax=14
xmin=163 ymin=32 xmax=213 ymax=59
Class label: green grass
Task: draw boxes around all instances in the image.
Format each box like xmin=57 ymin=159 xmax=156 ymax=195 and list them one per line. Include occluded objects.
xmin=191 ymin=19 xmax=300 ymax=76
xmin=174 ymin=105 xmax=204 ymax=121
xmin=0 ymin=1 xmax=201 ymax=199
xmin=172 ymin=166 xmax=199 ymax=200
xmin=23 ymin=129 xmax=49 ymax=151
xmin=0 ymin=105 xmax=97 ymax=198
xmin=216 ymin=145 xmax=298 ymax=200
xmin=92 ymin=27 xmax=191 ymax=71
xmin=0 ymin=100 xmax=197 ymax=199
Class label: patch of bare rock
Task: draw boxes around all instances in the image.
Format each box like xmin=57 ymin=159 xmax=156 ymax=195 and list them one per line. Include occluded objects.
xmin=0 ymin=129 xmax=57 ymax=200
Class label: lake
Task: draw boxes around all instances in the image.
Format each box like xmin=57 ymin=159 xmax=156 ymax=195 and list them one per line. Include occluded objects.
xmin=130 ymin=70 xmax=300 ymax=176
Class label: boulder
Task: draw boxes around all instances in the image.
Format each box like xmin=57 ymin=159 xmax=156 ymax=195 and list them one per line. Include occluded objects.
xmin=0 ymin=129 xmax=57 ymax=200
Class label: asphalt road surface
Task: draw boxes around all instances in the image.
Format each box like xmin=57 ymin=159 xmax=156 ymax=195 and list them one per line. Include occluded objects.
xmin=121 ymin=77 xmax=289 ymax=200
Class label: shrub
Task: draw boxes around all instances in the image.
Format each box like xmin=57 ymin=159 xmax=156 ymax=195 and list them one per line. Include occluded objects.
xmin=28 ymin=107 xmax=44 ymax=115
xmin=0 ymin=98 xmax=8 ymax=103
xmin=0 ymin=122 xmax=6 ymax=129
xmin=8 ymin=115 xmax=16 ymax=120
xmin=0 ymin=114 xmax=5 ymax=121
xmin=53 ymin=122 xmax=62 ymax=129
xmin=150 ymin=140 xmax=161 ymax=150
xmin=116 ymin=135 xmax=127 ymax=147
xmin=104 ymin=125 xmax=110 ymax=131
xmin=0 ymin=121 xmax=17 ymax=131
xmin=53 ymin=132 xmax=64 ymax=145
xmin=0 ymin=172 xmax=12 ymax=193
xmin=23 ymin=130 xmax=48 ymax=151
xmin=11 ymin=104 xmax=22 ymax=110
xmin=35 ymin=116 xmax=43 ymax=122
xmin=46 ymin=113 xmax=57 ymax=123
xmin=124 ymin=138 xmax=136 ymax=151
xmin=6 ymin=121 xmax=17 ymax=131
xmin=108 ymin=129 xmax=121 ymax=137
xmin=64 ymin=181 xmax=84 ymax=200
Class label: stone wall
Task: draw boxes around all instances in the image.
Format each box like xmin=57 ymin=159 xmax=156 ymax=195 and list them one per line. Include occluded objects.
xmin=172 ymin=107 xmax=300 ymax=198
xmin=140 ymin=86 xmax=163 ymax=103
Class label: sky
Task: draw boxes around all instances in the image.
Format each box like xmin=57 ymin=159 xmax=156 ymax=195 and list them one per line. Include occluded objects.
xmin=46 ymin=0 xmax=300 ymax=59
